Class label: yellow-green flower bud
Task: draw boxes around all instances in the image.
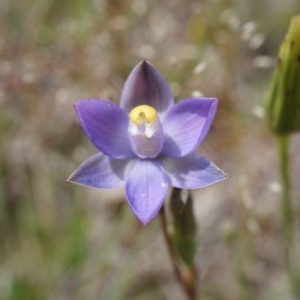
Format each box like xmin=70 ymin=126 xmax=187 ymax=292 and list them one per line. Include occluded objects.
xmin=266 ymin=15 xmax=300 ymax=134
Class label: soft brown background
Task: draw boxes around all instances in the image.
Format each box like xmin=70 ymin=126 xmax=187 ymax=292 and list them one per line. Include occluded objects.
xmin=1 ymin=0 xmax=300 ymax=299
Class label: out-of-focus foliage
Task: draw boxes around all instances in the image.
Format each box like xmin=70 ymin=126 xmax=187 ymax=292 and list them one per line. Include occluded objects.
xmin=1 ymin=0 xmax=300 ymax=299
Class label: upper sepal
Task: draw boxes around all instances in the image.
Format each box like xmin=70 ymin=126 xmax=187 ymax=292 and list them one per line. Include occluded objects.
xmin=120 ymin=60 xmax=174 ymax=120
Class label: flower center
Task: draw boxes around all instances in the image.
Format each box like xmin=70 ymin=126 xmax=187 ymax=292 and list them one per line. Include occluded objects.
xmin=129 ymin=105 xmax=157 ymax=125
xmin=128 ymin=105 xmax=164 ymax=158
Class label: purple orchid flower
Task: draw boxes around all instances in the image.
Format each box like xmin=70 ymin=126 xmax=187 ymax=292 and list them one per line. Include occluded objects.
xmin=67 ymin=60 xmax=227 ymax=225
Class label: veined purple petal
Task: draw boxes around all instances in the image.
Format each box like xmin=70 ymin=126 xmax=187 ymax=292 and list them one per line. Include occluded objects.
xmin=74 ymin=99 xmax=135 ymax=159
xmin=162 ymin=152 xmax=227 ymax=189
xmin=162 ymin=98 xmax=218 ymax=157
xmin=67 ymin=153 xmax=135 ymax=188
xmin=120 ymin=61 xmax=174 ymax=120
xmin=125 ymin=159 xmax=169 ymax=225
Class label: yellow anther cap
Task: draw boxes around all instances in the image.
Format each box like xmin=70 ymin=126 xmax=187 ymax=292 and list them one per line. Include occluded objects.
xmin=129 ymin=105 xmax=157 ymax=125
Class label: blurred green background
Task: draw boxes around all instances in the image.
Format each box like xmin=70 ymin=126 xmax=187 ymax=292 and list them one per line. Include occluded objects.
xmin=1 ymin=0 xmax=300 ymax=299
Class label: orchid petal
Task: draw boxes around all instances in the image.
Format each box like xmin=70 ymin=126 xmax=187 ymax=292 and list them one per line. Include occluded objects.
xmin=125 ymin=159 xmax=169 ymax=225
xmin=74 ymin=99 xmax=135 ymax=159
xmin=162 ymin=152 xmax=227 ymax=189
xmin=162 ymin=98 xmax=218 ymax=157
xmin=67 ymin=153 xmax=135 ymax=188
xmin=120 ymin=61 xmax=174 ymax=120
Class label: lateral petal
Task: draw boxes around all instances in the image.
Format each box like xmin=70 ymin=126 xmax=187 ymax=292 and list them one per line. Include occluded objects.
xmin=162 ymin=98 xmax=218 ymax=157
xmin=74 ymin=99 xmax=135 ymax=159
xmin=67 ymin=153 xmax=135 ymax=188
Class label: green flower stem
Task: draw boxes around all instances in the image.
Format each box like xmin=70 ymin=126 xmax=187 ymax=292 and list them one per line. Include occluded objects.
xmin=277 ymin=133 xmax=300 ymax=297
xmin=159 ymin=204 xmax=198 ymax=300
xmin=277 ymin=134 xmax=292 ymax=249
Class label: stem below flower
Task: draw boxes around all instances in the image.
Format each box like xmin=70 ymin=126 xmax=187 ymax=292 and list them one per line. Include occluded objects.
xmin=277 ymin=134 xmax=300 ymax=297
xmin=159 ymin=204 xmax=198 ymax=300
xmin=278 ymin=134 xmax=292 ymax=250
